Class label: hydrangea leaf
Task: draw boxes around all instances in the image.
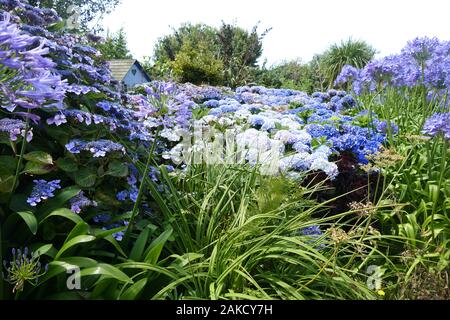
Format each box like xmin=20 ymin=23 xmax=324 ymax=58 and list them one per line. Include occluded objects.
xmin=56 ymin=157 xmax=79 ymax=173
xmin=24 ymin=151 xmax=53 ymax=165
xmin=22 ymin=162 xmax=54 ymax=175
xmin=106 ymin=161 xmax=129 ymax=177
xmin=75 ymin=167 xmax=97 ymax=188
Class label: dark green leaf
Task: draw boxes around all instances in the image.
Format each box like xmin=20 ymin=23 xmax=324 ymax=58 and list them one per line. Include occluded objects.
xmin=120 ymin=278 xmax=147 ymax=300
xmin=64 ymin=221 xmax=90 ymax=244
xmin=0 ymin=155 xmax=18 ymax=172
xmin=9 ymin=194 xmax=34 ymax=212
xmin=40 ymin=208 xmax=83 ymax=225
xmin=129 ymin=227 xmax=151 ymax=261
xmin=106 ymin=161 xmax=129 ymax=177
xmin=0 ymin=174 xmax=15 ymax=193
xmin=75 ymin=167 xmax=97 ymax=188
xmin=16 ymin=211 xmax=38 ymax=235
xmin=143 ymin=227 xmax=173 ymax=265
xmin=57 ymin=157 xmax=78 ymax=173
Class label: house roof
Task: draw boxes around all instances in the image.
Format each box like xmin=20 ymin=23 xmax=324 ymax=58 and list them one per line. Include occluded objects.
xmin=108 ymin=59 xmax=137 ymax=81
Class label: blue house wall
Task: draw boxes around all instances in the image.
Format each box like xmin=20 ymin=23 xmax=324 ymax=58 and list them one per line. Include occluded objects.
xmin=122 ymin=62 xmax=151 ymax=87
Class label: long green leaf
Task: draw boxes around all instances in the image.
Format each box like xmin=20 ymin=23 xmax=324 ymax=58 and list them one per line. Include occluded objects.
xmin=55 ymin=235 xmax=96 ymax=260
xmin=80 ymin=264 xmax=133 ymax=283
xmin=16 ymin=211 xmax=38 ymax=235
xmin=143 ymin=227 xmax=173 ymax=265
xmin=129 ymin=227 xmax=151 ymax=261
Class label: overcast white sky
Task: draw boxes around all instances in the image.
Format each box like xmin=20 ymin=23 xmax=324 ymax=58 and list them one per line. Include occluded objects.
xmin=102 ymin=0 xmax=450 ymax=66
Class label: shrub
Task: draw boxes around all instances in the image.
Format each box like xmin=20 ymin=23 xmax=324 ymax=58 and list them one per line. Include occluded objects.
xmin=172 ymin=40 xmax=224 ymax=85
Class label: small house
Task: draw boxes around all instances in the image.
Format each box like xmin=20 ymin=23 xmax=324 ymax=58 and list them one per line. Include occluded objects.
xmin=108 ymin=59 xmax=151 ymax=90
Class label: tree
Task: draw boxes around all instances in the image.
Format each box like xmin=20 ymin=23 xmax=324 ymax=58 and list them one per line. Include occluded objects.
xmin=256 ymin=59 xmax=317 ymax=93
xmin=216 ymin=22 xmax=270 ymax=87
xmin=321 ymin=38 xmax=376 ymax=89
xmin=153 ymin=23 xmax=219 ymax=64
xmin=93 ymin=28 xmax=132 ymax=59
xmin=151 ymin=22 xmax=270 ymax=87
xmin=29 ymin=0 xmax=121 ymax=30
xmin=172 ymin=40 xmax=224 ymax=85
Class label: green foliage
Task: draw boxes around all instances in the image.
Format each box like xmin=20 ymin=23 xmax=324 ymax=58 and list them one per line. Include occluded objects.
xmin=216 ymin=22 xmax=271 ymax=87
xmin=151 ymin=22 xmax=269 ymax=87
xmin=256 ymin=59 xmax=317 ymax=93
xmin=28 ymin=0 xmax=121 ymax=31
xmin=154 ymin=23 xmax=219 ymax=64
xmin=171 ymin=40 xmax=224 ymax=85
xmin=132 ymin=163 xmax=400 ymax=299
xmin=322 ymin=38 xmax=376 ymax=89
xmin=93 ymin=28 xmax=132 ymax=59
xmin=354 ymin=87 xmax=450 ymax=298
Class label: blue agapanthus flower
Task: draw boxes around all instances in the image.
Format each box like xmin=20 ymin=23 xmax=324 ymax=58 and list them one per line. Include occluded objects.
xmin=300 ymin=225 xmax=323 ymax=237
xmin=423 ymin=113 xmax=450 ymax=139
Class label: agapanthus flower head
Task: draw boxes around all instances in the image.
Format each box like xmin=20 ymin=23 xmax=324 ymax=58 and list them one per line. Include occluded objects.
xmin=376 ymin=120 xmax=399 ymax=134
xmin=3 ymin=247 xmax=48 ymax=293
xmin=334 ymin=37 xmax=450 ymax=96
xmin=334 ymin=65 xmax=360 ymax=86
xmin=422 ymin=113 xmax=450 ymax=139
xmin=27 ymin=179 xmax=61 ymax=206
xmin=0 ymin=11 xmax=68 ymax=112
xmin=300 ymin=225 xmax=323 ymax=237
xmin=402 ymin=37 xmax=440 ymax=64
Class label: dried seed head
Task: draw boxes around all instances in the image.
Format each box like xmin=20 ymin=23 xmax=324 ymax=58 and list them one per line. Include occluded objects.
xmin=348 ymin=201 xmax=375 ymax=217
xmin=329 ymin=227 xmax=350 ymax=244
xmin=362 ymin=146 xmax=404 ymax=172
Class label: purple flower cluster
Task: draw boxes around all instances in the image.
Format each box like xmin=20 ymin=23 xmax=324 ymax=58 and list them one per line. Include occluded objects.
xmin=103 ymin=220 xmax=129 ymax=241
xmin=0 ymin=12 xmax=67 ymax=113
xmin=27 ymin=179 xmax=61 ymax=206
xmin=70 ymin=191 xmax=98 ymax=214
xmin=65 ymin=139 xmax=126 ymax=157
xmin=335 ymin=37 xmax=450 ymax=94
xmin=422 ymin=113 xmax=450 ymax=139
xmin=0 ymin=118 xmax=33 ymax=141
xmin=300 ymin=225 xmax=323 ymax=237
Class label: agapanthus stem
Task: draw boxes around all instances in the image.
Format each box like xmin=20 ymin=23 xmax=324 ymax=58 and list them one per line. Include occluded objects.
xmin=11 ymin=115 xmax=30 ymax=196
xmin=122 ymin=129 xmax=160 ymax=246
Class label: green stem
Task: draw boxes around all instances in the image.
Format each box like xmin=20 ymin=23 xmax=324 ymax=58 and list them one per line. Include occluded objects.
xmin=2 ymin=115 xmax=30 ymax=299
xmin=122 ymin=130 xmax=160 ymax=246
xmin=432 ymin=137 xmax=448 ymax=243
xmin=11 ymin=116 xmax=30 ymax=196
